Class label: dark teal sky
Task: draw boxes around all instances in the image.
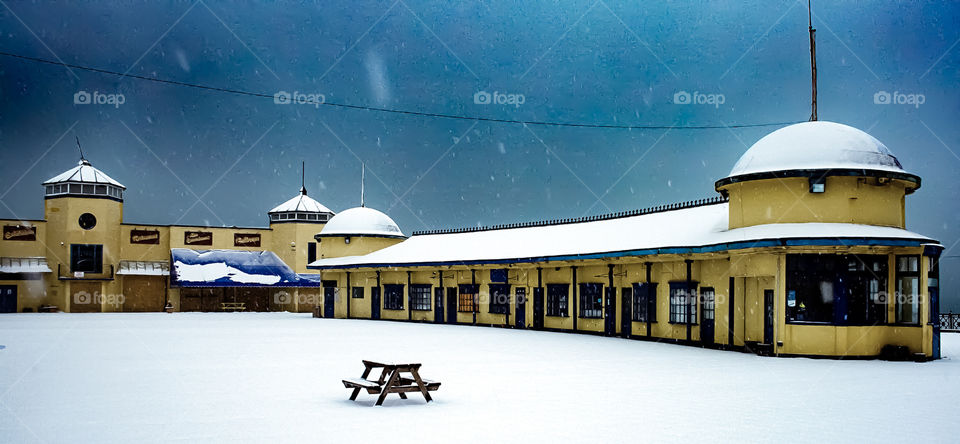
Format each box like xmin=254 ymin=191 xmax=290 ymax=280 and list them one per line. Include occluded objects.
xmin=1 ymin=1 xmax=958 ymax=307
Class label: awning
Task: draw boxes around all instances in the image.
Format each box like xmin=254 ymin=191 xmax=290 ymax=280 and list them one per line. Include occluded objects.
xmin=0 ymin=257 xmax=52 ymax=274
xmin=170 ymin=249 xmax=321 ymax=288
xmin=117 ymin=260 xmax=169 ymax=276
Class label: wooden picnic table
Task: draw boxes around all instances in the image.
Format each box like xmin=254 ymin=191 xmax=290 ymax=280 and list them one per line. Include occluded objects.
xmin=342 ymin=360 xmax=440 ymax=406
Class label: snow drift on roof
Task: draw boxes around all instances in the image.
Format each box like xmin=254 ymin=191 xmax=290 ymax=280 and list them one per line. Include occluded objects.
xmin=170 ymin=249 xmax=320 ymax=287
xmin=727 ymin=121 xmax=908 ymax=177
xmin=317 ymin=207 xmax=405 ymax=238
xmin=43 ymin=160 xmax=125 ymax=188
xmin=307 ymin=202 xmax=934 ymax=269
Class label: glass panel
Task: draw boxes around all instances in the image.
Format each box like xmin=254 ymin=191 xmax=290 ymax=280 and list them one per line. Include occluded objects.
xmin=95 ymin=185 xmax=107 ymax=194
xmin=69 ymin=184 xmax=81 ymax=193
xmin=82 ymin=184 xmax=94 ymax=194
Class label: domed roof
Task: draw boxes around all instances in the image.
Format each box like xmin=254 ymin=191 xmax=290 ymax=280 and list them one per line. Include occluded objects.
xmin=718 ymin=121 xmax=919 ymax=188
xmin=268 ymin=189 xmax=333 ymax=214
xmin=43 ymin=159 xmax=125 ymax=188
xmin=317 ymin=207 xmax=405 ymax=239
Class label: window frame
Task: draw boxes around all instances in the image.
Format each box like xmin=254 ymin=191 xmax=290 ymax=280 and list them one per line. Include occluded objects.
xmin=546 ymin=283 xmax=569 ymax=317
xmin=668 ymin=282 xmax=697 ymax=325
xmin=488 ymin=284 xmax=510 ymax=315
xmin=458 ymin=284 xmax=478 ymax=313
xmin=383 ymin=284 xmax=405 ymax=310
xmin=895 ymin=255 xmax=921 ymax=325
xmin=70 ymin=244 xmax=103 ymax=274
xmin=701 ymin=287 xmax=715 ymax=321
xmin=632 ymin=283 xmax=657 ymax=322
xmin=410 ymin=284 xmax=432 ymax=311
xmin=578 ymin=283 xmax=603 ymax=319
xmin=351 ymin=287 xmax=364 ymax=299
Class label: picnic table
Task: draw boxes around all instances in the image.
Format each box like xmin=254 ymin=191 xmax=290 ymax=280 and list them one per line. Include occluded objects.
xmin=342 ymin=360 xmax=440 ymax=406
xmin=220 ymin=302 xmax=246 ymax=312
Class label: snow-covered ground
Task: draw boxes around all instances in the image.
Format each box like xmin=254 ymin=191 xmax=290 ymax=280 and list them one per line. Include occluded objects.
xmin=1 ymin=313 xmax=957 ymax=443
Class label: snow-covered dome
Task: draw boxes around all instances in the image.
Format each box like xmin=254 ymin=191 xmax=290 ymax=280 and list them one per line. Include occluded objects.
xmin=730 ymin=121 xmax=908 ymax=176
xmin=43 ymin=159 xmax=125 ymax=200
xmin=718 ymin=121 xmax=919 ymax=188
xmin=316 ymin=207 xmax=405 ymax=239
xmin=268 ymin=187 xmax=334 ymax=223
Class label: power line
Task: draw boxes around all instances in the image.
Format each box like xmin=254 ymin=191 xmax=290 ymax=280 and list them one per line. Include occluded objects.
xmin=0 ymin=50 xmax=805 ymax=130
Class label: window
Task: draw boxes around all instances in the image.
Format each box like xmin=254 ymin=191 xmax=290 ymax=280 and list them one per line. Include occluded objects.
xmin=307 ymin=242 xmax=317 ymax=263
xmin=352 ymin=287 xmax=364 ymax=299
xmin=458 ymin=284 xmax=478 ymax=312
xmin=786 ymin=254 xmax=888 ymax=325
xmin=411 ymin=284 xmax=432 ymax=311
xmin=70 ymin=244 xmax=103 ymax=273
xmin=632 ymin=283 xmax=658 ymax=322
xmin=896 ymin=255 xmax=920 ymax=324
xmin=669 ymin=282 xmax=697 ymax=324
xmin=546 ymin=284 xmax=568 ymax=317
xmin=488 ymin=284 xmax=510 ymax=314
xmin=384 ymin=284 xmax=404 ymax=310
xmin=579 ymin=283 xmax=603 ymax=318
xmin=701 ymin=287 xmax=715 ymax=321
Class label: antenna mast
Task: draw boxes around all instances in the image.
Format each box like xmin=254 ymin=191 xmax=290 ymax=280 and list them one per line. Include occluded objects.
xmin=75 ymin=136 xmax=87 ymax=162
xmin=300 ymin=161 xmax=307 ymax=195
xmin=808 ymin=0 xmax=818 ymax=121
xmin=360 ymin=163 xmax=365 ymax=207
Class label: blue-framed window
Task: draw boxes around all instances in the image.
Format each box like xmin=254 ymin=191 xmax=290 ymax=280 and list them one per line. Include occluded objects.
xmin=384 ymin=284 xmax=404 ymax=310
xmin=488 ymin=284 xmax=510 ymax=314
xmin=546 ymin=284 xmax=568 ymax=317
xmin=786 ymin=254 xmax=888 ymax=325
xmin=895 ymin=255 xmax=920 ymax=325
xmin=669 ymin=282 xmax=697 ymax=324
xmin=632 ymin=283 xmax=657 ymax=322
xmin=410 ymin=284 xmax=431 ymax=311
xmin=579 ymin=283 xmax=603 ymax=318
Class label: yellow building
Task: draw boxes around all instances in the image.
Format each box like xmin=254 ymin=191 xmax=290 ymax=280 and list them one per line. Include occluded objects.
xmin=0 ymin=157 xmax=332 ymax=314
xmin=308 ymin=121 xmax=944 ymax=359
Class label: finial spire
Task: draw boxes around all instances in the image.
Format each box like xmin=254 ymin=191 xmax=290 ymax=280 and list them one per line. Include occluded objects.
xmin=360 ymin=163 xmax=365 ymax=207
xmin=808 ymin=0 xmax=818 ymax=121
xmin=300 ymin=161 xmax=307 ymax=195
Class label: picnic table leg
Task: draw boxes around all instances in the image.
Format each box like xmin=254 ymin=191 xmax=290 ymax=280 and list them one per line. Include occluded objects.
xmin=350 ymin=365 xmax=373 ymax=401
xmin=398 ymin=393 xmax=407 ymax=399
xmin=410 ymin=368 xmax=433 ymax=403
xmin=375 ymin=370 xmax=400 ymax=406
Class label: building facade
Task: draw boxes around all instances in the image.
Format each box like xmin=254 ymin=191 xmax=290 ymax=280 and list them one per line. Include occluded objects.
xmin=307 ymin=122 xmax=944 ymax=359
xmin=0 ymin=159 xmax=331 ymax=314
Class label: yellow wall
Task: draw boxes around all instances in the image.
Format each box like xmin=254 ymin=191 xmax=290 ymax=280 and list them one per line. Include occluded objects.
xmin=721 ymin=176 xmax=909 ymax=229
xmin=318 ymin=235 xmax=403 ymax=259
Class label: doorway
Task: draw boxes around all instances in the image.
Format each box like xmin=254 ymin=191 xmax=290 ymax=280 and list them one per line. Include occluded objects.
xmin=371 ymin=287 xmax=381 ymax=320
xmin=515 ymin=288 xmax=526 ymax=328
xmin=763 ymin=289 xmax=775 ymax=345
xmin=701 ymin=287 xmax=715 ymax=346
xmin=604 ymin=287 xmax=615 ymax=336
xmin=322 ymin=280 xmax=337 ymax=318
xmin=532 ymin=287 xmax=544 ymax=330
xmin=620 ymin=287 xmax=632 ymax=338
xmin=434 ymin=287 xmax=444 ymax=324
xmin=0 ymin=285 xmax=15 ymax=313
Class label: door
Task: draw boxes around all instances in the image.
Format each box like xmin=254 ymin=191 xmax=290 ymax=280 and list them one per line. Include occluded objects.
xmin=70 ymin=282 xmax=101 ymax=313
xmin=446 ymin=287 xmax=457 ymax=324
xmin=603 ymin=287 xmax=615 ymax=336
xmin=122 ymin=276 xmax=165 ymax=312
xmin=533 ymin=287 xmax=544 ymax=330
xmin=434 ymin=287 xmax=444 ymax=324
xmin=323 ymin=287 xmax=336 ymax=318
xmin=763 ymin=289 xmax=775 ymax=345
xmin=371 ymin=287 xmax=381 ymax=320
xmin=515 ymin=288 xmax=526 ymax=328
xmin=620 ymin=287 xmax=632 ymax=338
xmin=0 ymin=285 xmax=15 ymax=313
xmin=701 ymin=288 xmax=715 ymax=346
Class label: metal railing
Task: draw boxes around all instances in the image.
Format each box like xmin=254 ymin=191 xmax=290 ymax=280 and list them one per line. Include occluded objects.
xmin=940 ymin=313 xmax=960 ymax=331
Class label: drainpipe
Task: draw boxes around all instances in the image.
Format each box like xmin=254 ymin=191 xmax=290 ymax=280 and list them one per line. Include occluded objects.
xmin=438 ymin=269 xmax=444 ymax=323
xmin=504 ymin=269 xmax=510 ymax=328
xmin=407 ymin=270 xmax=412 ymax=321
xmin=607 ymin=264 xmax=614 ymax=337
xmin=346 ymin=271 xmax=351 ymax=319
xmin=685 ymin=259 xmax=693 ymax=342
xmin=645 ymin=261 xmax=652 ymax=338
xmin=537 ymin=267 xmax=543 ymax=330
xmin=471 ymin=269 xmax=477 ymax=325
xmin=572 ymin=266 xmax=578 ymax=331
xmin=376 ymin=270 xmax=381 ymax=318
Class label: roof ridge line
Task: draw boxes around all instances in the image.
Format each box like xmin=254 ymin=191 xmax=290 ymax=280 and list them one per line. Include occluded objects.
xmin=411 ymin=195 xmax=729 ymax=236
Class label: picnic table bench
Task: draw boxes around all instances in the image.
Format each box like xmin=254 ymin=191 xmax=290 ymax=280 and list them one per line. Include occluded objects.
xmin=220 ymin=302 xmax=246 ymax=312
xmin=342 ymin=360 xmax=440 ymax=406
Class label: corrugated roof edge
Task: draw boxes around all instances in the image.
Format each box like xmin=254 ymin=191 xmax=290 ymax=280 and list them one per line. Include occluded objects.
xmin=411 ymin=195 xmax=729 ymax=236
